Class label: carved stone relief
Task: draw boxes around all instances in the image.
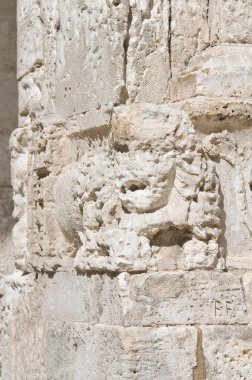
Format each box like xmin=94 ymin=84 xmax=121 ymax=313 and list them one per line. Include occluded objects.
xmin=2 ymin=0 xmax=252 ymax=378
xmin=54 ymin=104 xmax=224 ymax=272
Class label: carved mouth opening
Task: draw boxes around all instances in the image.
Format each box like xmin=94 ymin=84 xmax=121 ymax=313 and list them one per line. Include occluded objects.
xmin=128 ymin=183 xmax=146 ymax=192
xmin=151 ymin=228 xmax=191 ymax=248
xmin=121 ymin=183 xmax=147 ymax=193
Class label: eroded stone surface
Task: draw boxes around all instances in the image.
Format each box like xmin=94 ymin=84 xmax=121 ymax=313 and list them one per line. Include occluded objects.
xmin=48 ymin=324 xmax=197 ymax=380
xmin=2 ymin=0 xmax=252 ymax=378
xmin=8 ymin=321 xmax=197 ymax=380
xmin=23 ymin=104 xmax=224 ymax=273
xmin=17 ymin=271 xmax=247 ymax=326
xmin=119 ymin=271 xmax=248 ymax=326
xmin=202 ymin=326 xmax=252 ymax=380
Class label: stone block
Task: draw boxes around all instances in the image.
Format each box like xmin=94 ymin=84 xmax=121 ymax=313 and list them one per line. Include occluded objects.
xmin=24 ymin=272 xmax=124 ymax=325
xmin=23 ymin=271 xmax=248 ymax=326
xmin=8 ymin=319 xmax=47 ymax=380
xmin=46 ymin=323 xmax=197 ymax=380
xmin=54 ymin=0 xmax=128 ymax=117
xmin=8 ymin=1 xmax=252 ymax=378
xmin=17 ymin=0 xmax=57 ymax=119
xmin=120 ymin=271 xmax=248 ymax=326
xmin=171 ymin=44 xmax=252 ymax=102
xmin=242 ymin=273 xmax=252 ymax=316
xmin=202 ymin=326 xmax=252 ymax=379
xmin=171 ymin=0 xmax=210 ymax=77
xmin=173 ymin=97 xmax=252 ymax=134
xmin=209 ymin=0 xmax=252 ymax=44
xmin=17 ymin=0 xmax=41 ymax=24
xmin=18 ymin=69 xmax=44 ymax=127
xmin=125 ymin=0 xmax=170 ymax=103
xmin=17 ymin=17 xmax=44 ymax=79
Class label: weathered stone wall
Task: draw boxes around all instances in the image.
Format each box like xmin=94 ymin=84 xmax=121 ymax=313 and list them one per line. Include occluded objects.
xmin=1 ymin=0 xmax=252 ymax=379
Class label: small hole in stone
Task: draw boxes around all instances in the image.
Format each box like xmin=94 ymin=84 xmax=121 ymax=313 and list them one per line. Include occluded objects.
xmin=128 ymin=184 xmax=146 ymax=192
xmin=73 ymin=343 xmax=78 ymax=351
xmin=38 ymin=199 xmax=44 ymax=208
xmin=122 ymin=205 xmax=130 ymax=214
xmin=129 ymin=184 xmax=139 ymax=192
xmin=36 ymin=221 xmax=42 ymax=232
xmin=36 ymin=167 xmax=50 ymax=179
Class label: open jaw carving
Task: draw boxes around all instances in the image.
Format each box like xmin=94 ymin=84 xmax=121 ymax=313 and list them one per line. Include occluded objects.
xmin=55 ymin=104 xmax=224 ymax=273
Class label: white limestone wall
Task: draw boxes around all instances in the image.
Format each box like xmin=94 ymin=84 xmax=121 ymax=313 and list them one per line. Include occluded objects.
xmin=1 ymin=0 xmax=252 ymax=379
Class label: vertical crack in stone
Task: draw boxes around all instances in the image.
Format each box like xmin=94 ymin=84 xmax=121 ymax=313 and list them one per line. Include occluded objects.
xmin=123 ymin=3 xmax=132 ymax=102
xmin=206 ymin=0 xmax=210 ymax=24
xmin=205 ymin=0 xmax=211 ymax=45
xmin=194 ymin=327 xmax=206 ymax=380
xmin=168 ymin=0 xmax=172 ymax=79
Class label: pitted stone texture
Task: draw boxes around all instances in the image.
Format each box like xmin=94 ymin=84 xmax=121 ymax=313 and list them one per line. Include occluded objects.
xmin=25 ymin=121 xmax=74 ymax=270
xmin=243 ymin=273 xmax=252 ymax=316
xmin=202 ymin=326 xmax=252 ymax=380
xmin=209 ymin=0 xmax=252 ymax=44
xmin=6 ymin=313 xmax=197 ymax=379
xmin=125 ymin=0 xmax=170 ymax=103
xmin=8 ymin=319 xmax=47 ymax=380
xmin=17 ymin=0 xmax=58 ymax=127
xmin=52 ymin=104 xmax=224 ymax=273
xmin=119 ymin=271 xmax=247 ymax=326
xmin=0 ymin=273 xmax=36 ymax=379
xmin=46 ymin=323 xmax=197 ymax=380
xmin=21 ymin=271 xmax=247 ymax=326
xmin=54 ymin=0 xmax=128 ymax=117
xmin=173 ymin=97 xmax=252 ymax=135
xmin=10 ymin=0 xmax=252 ymax=378
xmin=17 ymin=104 xmax=226 ymax=273
xmin=22 ymin=102 xmax=252 ymax=274
xmin=25 ymin=272 xmax=124 ymax=325
xmin=18 ymin=69 xmax=44 ymax=128
xmin=17 ymin=0 xmax=252 ymax=121
xmin=10 ymin=127 xmax=29 ymax=269
xmin=170 ymin=0 xmax=210 ymax=78
xmin=17 ymin=13 xmax=43 ymax=80
xmin=172 ymin=44 xmax=252 ymax=102
xmin=203 ymin=129 xmax=252 ymax=270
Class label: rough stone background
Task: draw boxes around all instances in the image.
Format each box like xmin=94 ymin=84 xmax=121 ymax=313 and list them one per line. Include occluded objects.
xmin=1 ymin=0 xmax=252 ymax=379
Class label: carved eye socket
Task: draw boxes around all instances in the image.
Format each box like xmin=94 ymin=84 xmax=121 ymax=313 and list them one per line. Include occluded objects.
xmin=120 ymin=183 xmax=147 ymax=193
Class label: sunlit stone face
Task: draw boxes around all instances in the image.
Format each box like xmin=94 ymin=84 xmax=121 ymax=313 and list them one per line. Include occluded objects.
xmin=115 ymin=149 xmax=176 ymax=214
